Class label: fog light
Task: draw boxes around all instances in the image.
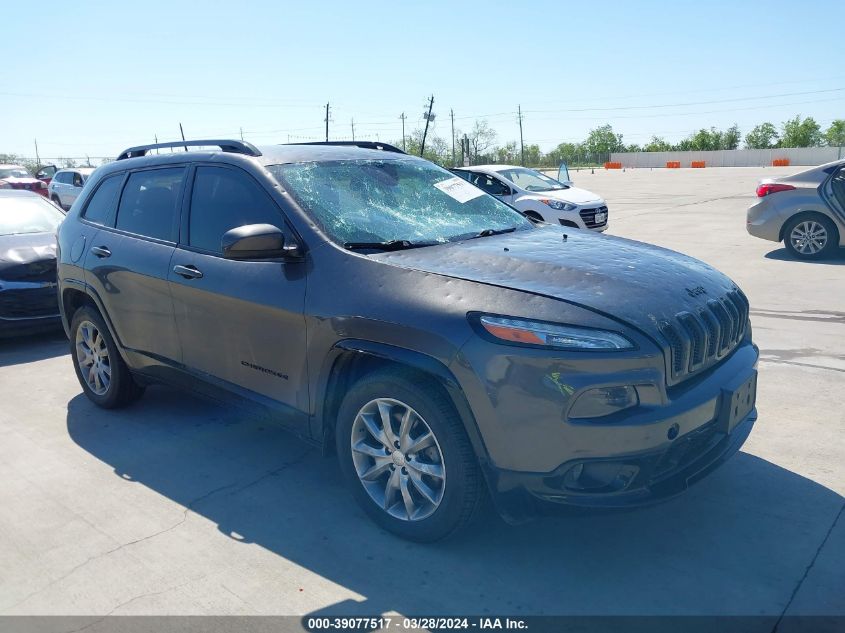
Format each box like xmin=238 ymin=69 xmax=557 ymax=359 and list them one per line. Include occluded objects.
xmin=569 ymin=386 xmax=638 ymax=419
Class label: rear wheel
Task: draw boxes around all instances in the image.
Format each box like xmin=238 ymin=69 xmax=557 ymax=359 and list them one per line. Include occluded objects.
xmin=70 ymin=305 xmax=144 ymax=408
xmin=336 ymin=369 xmax=483 ymax=542
xmin=784 ymin=214 xmax=838 ymax=260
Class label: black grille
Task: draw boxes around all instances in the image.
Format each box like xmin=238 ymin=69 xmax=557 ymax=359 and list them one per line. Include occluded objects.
xmin=660 ymin=290 xmax=749 ymax=384
xmin=0 ymin=287 xmax=59 ymax=319
xmin=579 ymin=205 xmax=608 ymax=228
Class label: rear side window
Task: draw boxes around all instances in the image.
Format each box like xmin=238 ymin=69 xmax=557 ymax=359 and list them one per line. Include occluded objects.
xmin=82 ymin=174 xmax=123 ymax=225
xmin=115 ymin=168 xmax=184 ymax=241
xmin=187 ymin=166 xmax=283 ymax=254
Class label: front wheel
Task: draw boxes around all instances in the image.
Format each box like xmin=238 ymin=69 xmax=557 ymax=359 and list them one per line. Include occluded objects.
xmin=784 ymin=214 xmax=839 ymax=260
xmin=336 ymin=369 xmax=483 ymax=542
xmin=51 ymin=195 xmax=63 ymax=210
xmin=70 ymin=305 xmax=144 ymax=408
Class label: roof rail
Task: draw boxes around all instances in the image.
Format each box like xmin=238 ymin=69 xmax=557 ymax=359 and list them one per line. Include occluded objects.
xmin=290 ymin=141 xmax=406 ymax=154
xmin=116 ymin=139 xmax=262 ymax=161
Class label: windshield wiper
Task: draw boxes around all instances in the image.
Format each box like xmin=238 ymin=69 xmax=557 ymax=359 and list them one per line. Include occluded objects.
xmin=343 ymin=239 xmax=437 ymax=251
xmin=473 ymin=227 xmax=518 ymax=239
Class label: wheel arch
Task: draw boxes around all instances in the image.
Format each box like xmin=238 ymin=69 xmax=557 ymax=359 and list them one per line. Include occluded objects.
xmin=61 ymin=281 xmax=132 ymax=365
xmin=779 ymin=208 xmax=842 ymax=244
xmin=313 ymin=340 xmax=491 ymax=468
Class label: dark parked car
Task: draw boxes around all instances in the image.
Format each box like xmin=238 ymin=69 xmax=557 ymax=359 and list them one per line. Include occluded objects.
xmin=0 ymin=191 xmax=64 ymax=336
xmin=57 ymin=139 xmax=758 ymax=541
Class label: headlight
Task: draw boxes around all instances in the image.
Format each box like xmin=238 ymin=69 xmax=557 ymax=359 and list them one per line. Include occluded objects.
xmin=540 ymin=199 xmax=577 ymax=211
xmin=477 ymin=315 xmax=635 ymax=351
xmin=569 ymin=386 xmax=639 ymax=419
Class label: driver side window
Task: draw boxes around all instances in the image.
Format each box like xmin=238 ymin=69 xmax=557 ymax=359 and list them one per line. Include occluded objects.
xmin=187 ymin=166 xmax=285 ymax=255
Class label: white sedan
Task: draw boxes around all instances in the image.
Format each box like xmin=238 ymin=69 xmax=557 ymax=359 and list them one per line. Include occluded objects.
xmin=452 ymin=165 xmax=608 ymax=231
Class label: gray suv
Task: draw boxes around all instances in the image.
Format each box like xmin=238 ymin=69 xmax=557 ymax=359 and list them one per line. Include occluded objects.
xmin=57 ymin=139 xmax=759 ymax=541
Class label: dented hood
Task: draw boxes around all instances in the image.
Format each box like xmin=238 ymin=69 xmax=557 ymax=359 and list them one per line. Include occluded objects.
xmin=372 ymin=226 xmax=739 ymax=334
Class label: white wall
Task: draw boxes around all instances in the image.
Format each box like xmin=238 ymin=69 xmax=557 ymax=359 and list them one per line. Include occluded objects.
xmin=610 ymin=147 xmax=844 ymax=168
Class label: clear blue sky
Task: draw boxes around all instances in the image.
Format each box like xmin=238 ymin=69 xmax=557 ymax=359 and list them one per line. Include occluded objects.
xmin=2 ymin=0 xmax=842 ymax=160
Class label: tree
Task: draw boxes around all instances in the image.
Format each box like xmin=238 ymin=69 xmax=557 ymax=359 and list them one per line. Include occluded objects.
xmin=643 ymin=136 xmax=672 ymax=152
xmin=0 ymin=153 xmax=38 ymax=174
xmin=744 ymin=122 xmax=779 ymax=149
xmin=464 ymin=120 xmax=497 ymax=163
xmin=625 ymin=143 xmax=642 ymax=153
xmin=583 ymin=124 xmax=624 ymax=157
xmin=546 ymin=142 xmax=582 ymax=165
xmin=780 ymin=115 xmax=823 ymax=148
xmin=494 ymin=141 xmax=519 ymax=164
xmin=687 ymin=128 xmax=722 ymax=151
xmin=723 ymin=124 xmax=741 ymax=150
xmin=401 ymin=129 xmax=450 ymax=165
xmin=825 ymin=120 xmax=845 ymax=147
xmin=522 ymin=144 xmax=542 ymax=166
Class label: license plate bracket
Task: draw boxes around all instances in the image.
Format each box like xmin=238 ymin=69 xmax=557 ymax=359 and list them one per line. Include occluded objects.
xmin=594 ymin=212 xmax=607 ymax=224
xmin=718 ymin=371 xmax=757 ymax=434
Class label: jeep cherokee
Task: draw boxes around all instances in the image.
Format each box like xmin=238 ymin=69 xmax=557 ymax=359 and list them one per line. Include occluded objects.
xmin=57 ymin=139 xmax=758 ymax=542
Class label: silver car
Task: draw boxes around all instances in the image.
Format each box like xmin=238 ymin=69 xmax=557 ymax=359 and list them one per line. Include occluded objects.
xmin=747 ymin=160 xmax=845 ymax=260
xmin=48 ymin=167 xmax=95 ymax=210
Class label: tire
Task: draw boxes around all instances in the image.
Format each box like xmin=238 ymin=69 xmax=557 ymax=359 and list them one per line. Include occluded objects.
xmin=51 ymin=195 xmax=64 ymax=210
xmin=69 ymin=305 xmax=144 ymax=408
xmin=335 ymin=368 xmax=483 ymax=542
xmin=783 ymin=213 xmax=839 ymax=260
xmin=524 ymin=211 xmax=544 ymax=224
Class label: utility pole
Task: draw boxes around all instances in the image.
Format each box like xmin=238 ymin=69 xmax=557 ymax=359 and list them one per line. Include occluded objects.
xmin=351 ymin=118 xmax=355 ymax=141
xmin=240 ymin=127 xmax=244 ymax=141
xmin=450 ymin=108 xmax=456 ymax=166
xmin=34 ymin=139 xmax=40 ymax=167
xmin=420 ymin=95 xmax=434 ymax=157
xmin=155 ymin=135 xmax=160 ymax=154
xmin=517 ymin=105 xmax=525 ymax=166
xmin=324 ymin=103 xmax=330 ymax=142
xmin=179 ymin=123 xmax=188 ymax=151
xmin=399 ymin=113 xmax=407 ymax=151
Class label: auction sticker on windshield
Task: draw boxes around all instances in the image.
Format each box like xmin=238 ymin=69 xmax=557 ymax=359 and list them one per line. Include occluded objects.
xmin=434 ymin=176 xmax=485 ymax=204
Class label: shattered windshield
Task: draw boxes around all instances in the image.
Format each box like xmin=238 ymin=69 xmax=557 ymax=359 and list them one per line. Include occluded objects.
xmin=269 ymin=158 xmax=532 ymax=246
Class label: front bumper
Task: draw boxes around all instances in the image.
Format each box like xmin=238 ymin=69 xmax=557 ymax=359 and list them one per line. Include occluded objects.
xmin=454 ymin=331 xmax=759 ymax=523
xmin=486 ymin=407 xmax=756 ymax=522
xmin=0 ymin=282 xmax=62 ymax=338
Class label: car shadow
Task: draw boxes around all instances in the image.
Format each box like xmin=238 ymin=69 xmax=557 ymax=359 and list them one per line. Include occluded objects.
xmin=66 ymin=387 xmax=843 ymax=617
xmin=764 ymin=247 xmax=845 ymax=264
xmin=0 ymin=328 xmax=67 ymax=367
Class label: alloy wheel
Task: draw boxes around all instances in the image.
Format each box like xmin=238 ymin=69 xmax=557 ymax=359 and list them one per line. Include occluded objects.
xmin=789 ymin=220 xmax=828 ymax=255
xmin=350 ymin=397 xmax=446 ymax=521
xmin=75 ymin=320 xmax=111 ymax=395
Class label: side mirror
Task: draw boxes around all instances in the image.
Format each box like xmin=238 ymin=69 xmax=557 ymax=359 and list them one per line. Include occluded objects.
xmin=222 ymin=223 xmax=295 ymax=260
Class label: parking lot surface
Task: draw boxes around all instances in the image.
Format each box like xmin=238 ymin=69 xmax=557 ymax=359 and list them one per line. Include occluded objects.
xmin=1 ymin=167 xmax=843 ymax=618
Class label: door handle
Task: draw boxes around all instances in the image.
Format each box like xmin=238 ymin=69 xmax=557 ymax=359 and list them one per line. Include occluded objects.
xmin=173 ymin=264 xmax=203 ymax=280
xmin=90 ymin=246 xmax=111 ymax=258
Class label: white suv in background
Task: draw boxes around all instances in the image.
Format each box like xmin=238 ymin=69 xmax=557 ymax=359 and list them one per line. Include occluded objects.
xmin=48 ymin=167 xmax=95 ymax=210
xmin=453 ymin=165 xmax=608 ymax=231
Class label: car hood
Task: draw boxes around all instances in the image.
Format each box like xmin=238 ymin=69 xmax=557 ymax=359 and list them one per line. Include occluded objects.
xmin=0 ymin=232 xmax=58 ymax=283
xmin=371 ymin=226 xmax=739 ymax=336
xmin=517 ymin=185 xmax=602 ymax=205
